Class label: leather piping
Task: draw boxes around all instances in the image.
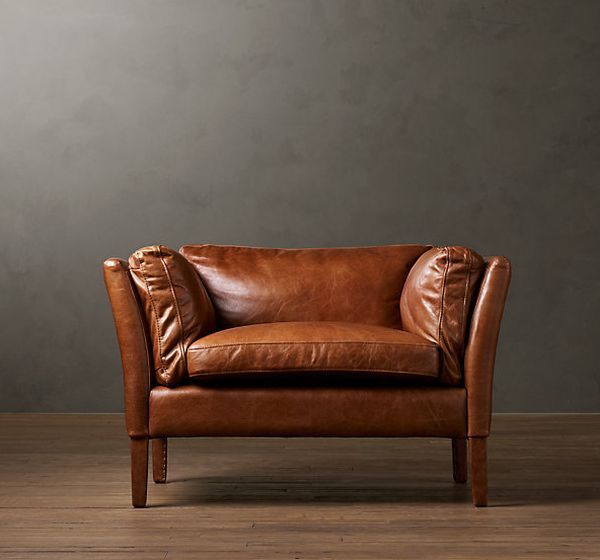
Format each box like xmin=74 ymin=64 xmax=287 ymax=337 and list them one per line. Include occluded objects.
xmin=188 ymin=340 xmax=436 ymax=349
xmin=158 ymin=248 xmax=188 ymax=373
xmin=189 ymin=367 xmax=437 ymax=377
xmin=437 ymin=246 xmax=451 ymax=344
xmin=138 ymin=253 xmax=166 ymax=378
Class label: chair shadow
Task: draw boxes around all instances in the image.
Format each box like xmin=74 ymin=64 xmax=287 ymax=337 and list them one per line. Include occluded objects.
xmin=149 ymin=430 xmax=600 ymax=508
xmin=150 ymin=471 xmax=600 ymax=507
xmin=151 ymin=477 xmax=467 ymax=506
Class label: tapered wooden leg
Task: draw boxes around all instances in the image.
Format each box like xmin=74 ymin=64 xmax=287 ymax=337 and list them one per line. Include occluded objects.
xmin=452 ymin=438 xmax=468 ymax=483
xmin=152 ymin=438 xmax=167 ymax=484
xmin=469 ymin=437 xmax=488 ymax=507
xmin=130 ymin=438 xmax=148 ymax=508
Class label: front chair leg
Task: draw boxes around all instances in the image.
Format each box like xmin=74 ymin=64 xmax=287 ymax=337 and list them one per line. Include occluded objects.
xmin=130 ymin=438 xmax=148 ymax=508
xmin=469 ymin=437 xmax=488 ymax=507
xmin=152 ymin=438 xmax=168 ymax=483
xmin=452 ymin=438 xmax=468 ymax=483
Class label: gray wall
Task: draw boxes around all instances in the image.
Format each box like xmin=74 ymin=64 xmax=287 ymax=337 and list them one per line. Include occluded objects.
xmin=1 ymin=0 xmax=599 ymax=412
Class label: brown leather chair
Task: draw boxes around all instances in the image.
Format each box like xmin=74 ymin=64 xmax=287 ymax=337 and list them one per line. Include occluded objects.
xmin=103 ymin=244 xmax=511 ymax=507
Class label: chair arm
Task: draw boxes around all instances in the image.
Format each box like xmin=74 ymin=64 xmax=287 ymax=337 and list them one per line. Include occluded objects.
xmin=103 ymin=258 xmax=151 ymax=438
xmin=464 ymin=256 xmax=512 ymax=437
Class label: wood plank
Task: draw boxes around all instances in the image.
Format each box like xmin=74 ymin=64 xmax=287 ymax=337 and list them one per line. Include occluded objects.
xmin=0 ymin=414 xmax=599 ymax=558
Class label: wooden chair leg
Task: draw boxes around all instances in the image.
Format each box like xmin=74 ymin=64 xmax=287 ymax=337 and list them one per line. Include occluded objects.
xmin=469 ymin=437 xmax=488 ymax=507
xmin=152 ymin=438 xmax=168 ymax=484
xmin=452 ymin=438 xmax=468 ymax=483
xmin=130 ymin=438 xmax=148 ymax=508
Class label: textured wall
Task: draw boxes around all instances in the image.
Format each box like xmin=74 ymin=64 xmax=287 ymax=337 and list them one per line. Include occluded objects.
xmin=1 ymin=0 xmax=599 ymax=412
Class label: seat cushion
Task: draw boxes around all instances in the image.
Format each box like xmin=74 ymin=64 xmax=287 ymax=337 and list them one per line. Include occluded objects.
xmin=186 ymin=321 xmax=440 ymax=381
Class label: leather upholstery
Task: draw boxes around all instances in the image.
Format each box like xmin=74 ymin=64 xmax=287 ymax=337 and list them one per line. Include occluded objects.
xmin=104 ymin=244 xmax=511 ymax=508
xmin=186 ymin=321 xmax=440 ymax=380
xmin=464 ymin=257 xmax=512 ymax=437
xmin=180 ymin=244 xmax=431 ymax=328
xmin=400 ymin=246 xmax=485 ymax=385
xmin=128 ymin=246 xmax=215 ymax=386
xmin=103 ymin=258 xmax=151 ymax=438
xmin=149 ymin=384 xmax=467 ymax=438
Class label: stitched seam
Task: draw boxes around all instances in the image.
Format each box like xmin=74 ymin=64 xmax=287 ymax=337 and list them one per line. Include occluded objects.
xmin=139 ymin=251 xmax=167 ymax=376
xmin=188 ymin=340 xmax=436 ymax=350
xmin=460 ymin=250 xmax=473 ymax=348
xmin=437 ymin=247 xmax=450 ymax=345
xmin=158 ymin=249 xmax=187 ymax=375
xmin=189 ymin=367 xmax=438 ymax=377
xmin=123 ymin=267 xmax=151 ymax=433
xmin=162 ymin=440 xmax=167 ymax=481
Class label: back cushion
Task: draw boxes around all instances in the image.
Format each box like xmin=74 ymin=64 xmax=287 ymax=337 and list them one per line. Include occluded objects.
xmin=400 ymin=246 xmax=485 ymax=385
xmin=180 ymin=244 xmax=431 ymax=329
xmin=129 ymin=245 xmax=216 ymax=386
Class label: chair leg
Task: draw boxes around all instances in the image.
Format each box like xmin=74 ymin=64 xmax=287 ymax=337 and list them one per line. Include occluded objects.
xmin=152 ymin=438 xmax=168 ymax=484
xmin=130 ymin=438 xmax=148 ymax=508
xmin=452 ymin=438 xmax=468 ymax=483
xmin=469 ymin=437 xmax=488 ymax=507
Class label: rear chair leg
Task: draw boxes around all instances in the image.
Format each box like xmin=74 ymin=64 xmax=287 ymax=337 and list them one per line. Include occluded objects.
xmin=130 ymin=438 xmax=148 ymax=508
xmin=152 ymin=438 xmax=168 ymax=484
xmin=469 ymin=437 xmax=488 ymax=507
xmin=452 ymin=438 xmax=468 ymax=483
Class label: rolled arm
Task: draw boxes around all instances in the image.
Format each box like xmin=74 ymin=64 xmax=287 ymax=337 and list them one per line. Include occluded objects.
xmin=103 ymin=258 xmax=151 ymax=438
xmin=464 ymin=256 xmax=512 ymax=437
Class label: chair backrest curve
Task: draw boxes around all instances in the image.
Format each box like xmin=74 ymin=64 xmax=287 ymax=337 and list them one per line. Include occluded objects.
xmin=180 ymin=244 xmax=431 ymax=329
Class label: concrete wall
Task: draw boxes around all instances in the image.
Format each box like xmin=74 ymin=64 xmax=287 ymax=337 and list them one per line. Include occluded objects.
xmin=1 ymin=0 xmax=599 ymax=411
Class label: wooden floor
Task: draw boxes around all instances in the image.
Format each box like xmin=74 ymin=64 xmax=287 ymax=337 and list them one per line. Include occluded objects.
xmin=0 ymin=414 xmax=599 ymax=559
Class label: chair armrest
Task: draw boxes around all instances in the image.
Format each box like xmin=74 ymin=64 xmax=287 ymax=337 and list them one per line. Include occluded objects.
xmin=464 ymin=256 xmax=512 ymax=437
xmin=103 ymin=258 xmax=151 ymax=438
